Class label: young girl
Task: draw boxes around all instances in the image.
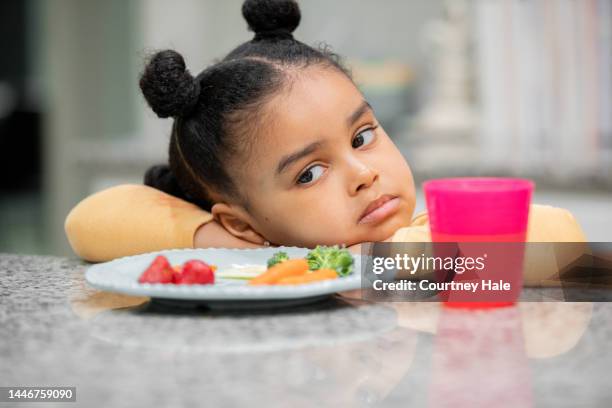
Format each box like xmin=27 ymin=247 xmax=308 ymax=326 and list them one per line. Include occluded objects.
xmin=64 ymin=0 xmax=586 ymax=268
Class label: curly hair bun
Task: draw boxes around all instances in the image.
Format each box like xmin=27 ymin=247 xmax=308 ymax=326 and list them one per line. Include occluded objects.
xmin=143 ymin=164 xmax=187 ymax=198
xmin=242 ymin=0 xmax=301 ymax=40
xmin=139 ymin=50 xmax=200 ymax=118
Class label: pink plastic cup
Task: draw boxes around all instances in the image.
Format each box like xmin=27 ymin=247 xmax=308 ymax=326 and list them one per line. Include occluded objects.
xmin=422 ymin=177 xmax=534 ymax=308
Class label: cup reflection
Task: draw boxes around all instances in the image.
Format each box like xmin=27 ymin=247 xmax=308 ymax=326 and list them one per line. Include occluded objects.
xmin=429 ymin=306 xmax=533 ymax=407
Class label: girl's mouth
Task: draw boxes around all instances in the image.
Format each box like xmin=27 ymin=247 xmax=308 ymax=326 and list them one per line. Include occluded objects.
xmin=358 ymin=195 xmax=400 ymax=224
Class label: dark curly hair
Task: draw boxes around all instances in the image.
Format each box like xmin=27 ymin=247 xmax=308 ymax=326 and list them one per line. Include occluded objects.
xmin=139 ymin=0 xmax=350 ymax=211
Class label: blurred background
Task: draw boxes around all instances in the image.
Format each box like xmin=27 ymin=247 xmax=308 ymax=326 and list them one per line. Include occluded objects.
xmin=0 ymin=0 xmax=610 ymax=256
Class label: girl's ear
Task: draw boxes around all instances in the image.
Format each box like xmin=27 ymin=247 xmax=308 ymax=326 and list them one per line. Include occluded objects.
xmin=211 ymin=202 xmax=267 ymax=245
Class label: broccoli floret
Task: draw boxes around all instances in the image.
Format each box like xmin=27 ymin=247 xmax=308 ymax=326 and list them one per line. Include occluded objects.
xmin=306 ymin=245 xmax=354 ymax=277
xmin=267 ymin=251 xmax=290 ymax=268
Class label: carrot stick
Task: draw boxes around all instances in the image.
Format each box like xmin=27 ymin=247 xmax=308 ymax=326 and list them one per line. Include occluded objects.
xmin=276 ymin=268 xmax=338 ymax=285
xmin=248 ymin=259 xmax=309 ymax=285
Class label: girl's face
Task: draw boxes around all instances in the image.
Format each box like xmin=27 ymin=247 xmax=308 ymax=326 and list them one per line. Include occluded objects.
xmin=225 ymin=66 xmax=416 ymax=247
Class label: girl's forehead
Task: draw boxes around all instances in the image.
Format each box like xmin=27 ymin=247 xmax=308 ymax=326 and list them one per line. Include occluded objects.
xmin=235 ymin=67 xmax=367 ymax=186
xmin=264 ymin=69 xmax=364 ymax=151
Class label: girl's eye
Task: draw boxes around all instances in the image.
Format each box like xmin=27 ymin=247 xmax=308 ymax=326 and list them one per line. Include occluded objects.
xmin=297 ymin=164 xmax=325 ymax=185
xmin=352 ymin=127 xmax=378 ymax=148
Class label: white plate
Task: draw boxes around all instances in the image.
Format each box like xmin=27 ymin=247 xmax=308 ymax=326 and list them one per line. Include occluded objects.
xmin=85 ymin=247 xmax=362 ymax=309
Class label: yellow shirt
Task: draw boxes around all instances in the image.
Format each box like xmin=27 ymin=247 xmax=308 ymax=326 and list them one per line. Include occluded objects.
xmin=65 ymin=185 xmax=213 ymax=262
xmin=65 ymin=184 xmax=587 ymax=266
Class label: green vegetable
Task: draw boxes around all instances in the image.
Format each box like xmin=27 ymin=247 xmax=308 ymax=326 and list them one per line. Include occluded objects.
xmin=267 ymin=251 xmax=290 ymax=268
xmin=306 ymin=245 xmax=354 ymax=277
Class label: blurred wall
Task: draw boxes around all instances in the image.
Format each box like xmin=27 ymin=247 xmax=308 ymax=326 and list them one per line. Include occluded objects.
xmin=1 ymin=0 xmax=608 ymax=256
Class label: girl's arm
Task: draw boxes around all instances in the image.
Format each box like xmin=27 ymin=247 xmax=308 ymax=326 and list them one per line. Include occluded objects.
xmin=389 ymin=204 xmax=588 ymax=285
xmin=64 ymin=184 xmax=259 ymax=263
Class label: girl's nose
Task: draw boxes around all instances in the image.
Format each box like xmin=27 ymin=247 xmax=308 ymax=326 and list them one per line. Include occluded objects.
xmin=348 ymin=161 xmax=378 ymax=195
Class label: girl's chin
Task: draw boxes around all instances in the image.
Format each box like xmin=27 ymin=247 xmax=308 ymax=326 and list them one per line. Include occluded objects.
xmin=283 ymin=213 xmax=414 ymax=248
xmin=359 ymin=212 xmax=412 ymax=241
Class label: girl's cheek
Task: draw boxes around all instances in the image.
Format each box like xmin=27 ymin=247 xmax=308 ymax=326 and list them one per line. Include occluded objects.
xmin=383 ymin=147 xmax=412 ymax=180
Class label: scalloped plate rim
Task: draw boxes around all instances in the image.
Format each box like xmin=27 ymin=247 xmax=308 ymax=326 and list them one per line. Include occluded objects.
xmin=85 ymin=247 xmax=362 ymax=301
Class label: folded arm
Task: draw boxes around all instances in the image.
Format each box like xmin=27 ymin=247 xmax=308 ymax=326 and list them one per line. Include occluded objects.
xmin=64 ymin=184 xmax=260 ymax=263
xmin=389 ymin=204 xmax=589 ymax=286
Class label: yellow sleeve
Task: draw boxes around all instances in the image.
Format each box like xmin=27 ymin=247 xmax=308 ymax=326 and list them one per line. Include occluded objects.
xmin=523 ymin=204 xmax=588 ymax=285
xmin=525 ymin=204 xmax=587 ymax=242
xmin=64 ymin=184 xmax=214 ymax=263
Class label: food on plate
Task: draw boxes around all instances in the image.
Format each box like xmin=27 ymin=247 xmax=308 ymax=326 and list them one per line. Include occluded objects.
xmin=138 ymin=246 xmax=355 ymax=286
xmin=215 ymin=265 xmax=266 ymax=280
xmin=138 ymin=255 xmax=175 ymax=284
xmin=276 ymin=268 xmax=338 ymax=285
xmin=138 ymin=255 xmax=215 ymax=285
xmin=305 ymin=245 xmax=354 ymax=277
xmin=249 ymin=246 xmax=354 ymax=285
xmin=173 ymin=260 xmax=215 ymax=284
xmin=248 ymin=258 xmax=309 ymax=285
xmin=172 ymin=263 xmax=217 ymax=274
xmin=266 ymin=251 xmax=290 ymax=268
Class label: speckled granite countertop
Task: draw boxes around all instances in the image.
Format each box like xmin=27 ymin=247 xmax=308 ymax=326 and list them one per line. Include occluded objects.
xmin=1 ymin=254 xmax=611 ymax=407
